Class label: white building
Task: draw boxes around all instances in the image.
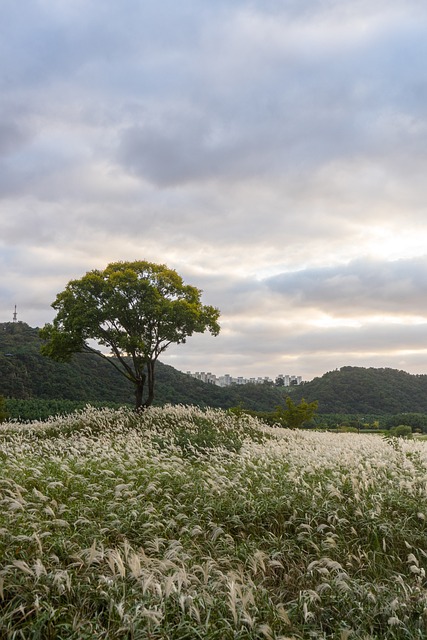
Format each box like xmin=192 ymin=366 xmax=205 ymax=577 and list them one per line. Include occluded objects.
xmin=186 ymin=371 xmax=302 ymax=387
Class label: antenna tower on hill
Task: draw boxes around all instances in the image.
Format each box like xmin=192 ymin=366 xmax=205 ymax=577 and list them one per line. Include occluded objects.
xmin=13 ymin=305 xmax=17 ymax=323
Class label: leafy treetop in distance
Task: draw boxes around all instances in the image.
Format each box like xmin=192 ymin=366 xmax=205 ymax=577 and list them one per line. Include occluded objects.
xmin=276 ymin=397 xmax=319 ymax=429
xmin=40 ymin=260 xmax=220 ymax=409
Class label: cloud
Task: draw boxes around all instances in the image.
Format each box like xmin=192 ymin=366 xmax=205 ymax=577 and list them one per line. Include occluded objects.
xmin=265 ymin=257 xmax=427 ymax=316
xmin=161 ymin=255 xmax=427 ymax=379
xmin=2 ymin=0 xmax=427 ymax=380
xmin=108 ymin=0 xmax=427 ymax=190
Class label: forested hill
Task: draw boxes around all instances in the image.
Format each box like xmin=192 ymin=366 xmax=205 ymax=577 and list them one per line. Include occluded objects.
xmin=3 ymin=323 xmax=427 ymax=414
xmin=289 ymin=366 xmax=427 ymax=414
xmin=0 ymin=322 xmax=284 ymax=411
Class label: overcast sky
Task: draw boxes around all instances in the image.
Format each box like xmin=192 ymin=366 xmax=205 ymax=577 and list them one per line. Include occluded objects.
xmin=2 ymin=0 xmax=427 ymax=381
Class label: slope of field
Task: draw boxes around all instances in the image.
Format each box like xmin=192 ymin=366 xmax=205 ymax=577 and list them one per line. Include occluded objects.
xmin=1 ymin=406 xmax=426 ymax=638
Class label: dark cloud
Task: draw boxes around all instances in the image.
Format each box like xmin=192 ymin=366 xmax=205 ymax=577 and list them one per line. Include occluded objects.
xmin=265 ymin=258 xmax=427 ymax=315
xmin=0 ymin=119 xmax=32 ymax=156
xmin=108 ymin=0 xmax=427 ymax=187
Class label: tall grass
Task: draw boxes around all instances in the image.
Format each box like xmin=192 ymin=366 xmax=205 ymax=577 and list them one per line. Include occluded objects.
xmin=1 ymin=405 xmax=427 ymax=638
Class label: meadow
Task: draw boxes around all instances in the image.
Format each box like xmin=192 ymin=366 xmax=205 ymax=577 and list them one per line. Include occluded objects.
xmin=0 ymin=406 xmax=427 ymax=639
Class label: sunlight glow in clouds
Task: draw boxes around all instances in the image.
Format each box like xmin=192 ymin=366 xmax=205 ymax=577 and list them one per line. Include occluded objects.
xmin=364 ymin=227 xmax=427 ymax=262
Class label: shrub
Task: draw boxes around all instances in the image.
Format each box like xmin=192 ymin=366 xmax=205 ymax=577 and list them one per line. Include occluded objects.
xmin=389 ymin=424 xmax=413 ymax=438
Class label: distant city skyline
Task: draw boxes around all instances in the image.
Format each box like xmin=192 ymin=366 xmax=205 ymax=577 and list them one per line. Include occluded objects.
xmin=186 ymin=371 xmax=303 ymax=387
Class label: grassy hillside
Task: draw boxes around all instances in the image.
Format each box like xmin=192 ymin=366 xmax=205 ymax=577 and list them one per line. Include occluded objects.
xmin=1 ymin=406 xmax=427 ymax=638
xmin=289 ymin=365 xmax=427 ymax=414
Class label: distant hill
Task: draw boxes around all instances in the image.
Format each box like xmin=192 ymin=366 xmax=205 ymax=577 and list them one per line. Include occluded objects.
xmin=0 ymin=322 xmax=285 ymax=411
xmin=3 ymin=323 xmax=427 ymax=415
xmin=289 ymin=366 xmax=427 ymax=414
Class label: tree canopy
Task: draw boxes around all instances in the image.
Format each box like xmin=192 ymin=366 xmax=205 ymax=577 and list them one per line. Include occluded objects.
xmin=276 ymin=397 xmax=319 ymax=429
xmin=40 ymin=260 xmax=220 ymax=409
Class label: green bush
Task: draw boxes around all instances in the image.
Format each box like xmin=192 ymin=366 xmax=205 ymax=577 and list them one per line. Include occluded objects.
xmin=389 ymin=424 xmax=413 ymax=438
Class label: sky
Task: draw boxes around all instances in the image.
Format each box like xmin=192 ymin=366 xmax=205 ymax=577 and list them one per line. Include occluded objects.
xmin=2 ymin=0 xmax=427 ymax=382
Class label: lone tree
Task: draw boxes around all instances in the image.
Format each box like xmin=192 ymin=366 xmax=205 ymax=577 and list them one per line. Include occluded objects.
xmin=40 ymin=260 xmax=220 ymax=409
xmin=275 ymin=397 xmax=318 ymax=429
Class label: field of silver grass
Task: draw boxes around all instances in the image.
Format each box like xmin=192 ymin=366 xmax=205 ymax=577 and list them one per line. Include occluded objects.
xmin=1 ymin=405 xmax=427 ymax=639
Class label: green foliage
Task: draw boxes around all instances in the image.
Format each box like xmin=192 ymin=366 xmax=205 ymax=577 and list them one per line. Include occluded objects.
xmin=0 ymin=322 xmax=289 ymax=417
xmin=4 ymin=398 xmax=127 ymax=421
xmin=386 ymin=412 xmax=427 ymax=432
xmin=290 ymin=366 xmax=427 ymax=414
xmin=8 ymin=323 xmax=427 ymax=424
xmin=275 ymin=396 xmax=319 ymax=429
xmin=0 ymin=395 xmax=8 ymax=423
xmin=0 ymin=322 xmax=136 ymax=404
xmin=40 ymin=261 xmax=220 ymax=409
xmin=389 ymin=424 xmax=413 ymax=438
xmin=153 ymin=412 xmax=263 ymax=456
xmin=228 ymin=408 xmax=280 ymax=427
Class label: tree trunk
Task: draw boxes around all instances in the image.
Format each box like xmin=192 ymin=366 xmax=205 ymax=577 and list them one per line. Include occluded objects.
xmin=143 ymin=359 xmax=156 ymax=408
xmin=135 ymin=374 xmax=146 ymax=411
